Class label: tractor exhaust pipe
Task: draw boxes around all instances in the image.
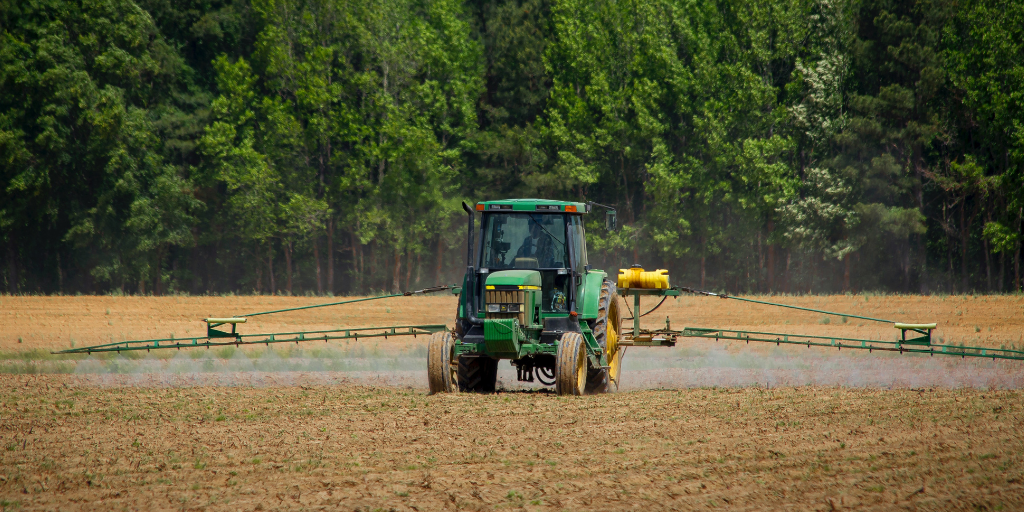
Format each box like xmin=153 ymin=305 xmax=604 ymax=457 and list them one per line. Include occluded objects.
xmin=462 ymin=201 xmax=475 ymax=270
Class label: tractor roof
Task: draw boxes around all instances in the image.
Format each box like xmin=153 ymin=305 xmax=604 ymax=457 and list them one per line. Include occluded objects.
xmin=475 ymin=198 xmax=589 ymax=214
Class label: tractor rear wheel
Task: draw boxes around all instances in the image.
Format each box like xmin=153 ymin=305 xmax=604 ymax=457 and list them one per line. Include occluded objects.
xmin=555 ymin=332 xmax=587 ymax=396
xmin=427 ymin=331 xmax=458 ymax=394
xmin=586 ymin=280 xmax=623 ymax=393
xmin=457 ymin=356 xmax=498 ymax=393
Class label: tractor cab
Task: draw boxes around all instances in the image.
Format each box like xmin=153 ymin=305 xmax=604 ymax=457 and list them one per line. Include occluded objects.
xmin=479 ymin=205 xmax=585 ymax=315
xmin=460 ymin=200 xmax=593 ymax=333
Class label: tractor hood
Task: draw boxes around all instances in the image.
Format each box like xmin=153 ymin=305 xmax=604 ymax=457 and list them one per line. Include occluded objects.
xmin=485 ymin=270 xmax=542 ymax=288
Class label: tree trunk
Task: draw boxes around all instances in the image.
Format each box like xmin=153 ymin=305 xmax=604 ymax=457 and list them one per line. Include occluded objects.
xmin=913 ymin=180 xmax=928 ymax=294
xmin=905 ymin=243 xmax=912 ymax=292
xmin=314 ymin=235 xmax=323 ymax=295
xmin=284 ymin=240 xmax=293 ymax=295
xmin=206 ymin=244 xmax=216 ymax=294
xmin=1017 ymin=243 xmax=1022 ymax=292
xmin=948 ymin=237 xmax=955 ymax=293
xmin=999 ymin=251 xmax=1005 ymax=293
xmin=414 ymin=251 xmax=421 ymax=289
xmin=171 ymin=256 xmax=178 ymax=294
xmin=435 ymin=237 xmax=444 ymax=285
xmin=960 ymin=202 xmax=969 ymax=292
xmin=700 ymin=256 xmax=706 ymax=289
xmin=809 ymin=256 xmax=816 ymax=294
xmin=6 ymin=238 xmax=18 ymax=294
xmin=268 ymin=240 xmax=276 ymax=295
xmin=843 ymin=253 xmax=851 ymax=293
xmin=351 ymin=231 xmax=360 ymax=293
xmin=984 ymin=210 xmax=995 ymax=291
xmin=756 ymin=231 xmax=763 ymax=292
xmin=152 ymin=246 xmax=163 ymax=296
xmin=1016 ymin=208 xmax=1022 ymax=292
xmin=327 ymin=218 xmax=334 ymax=295
xmin=255 ymin=247 xmax=264 ymax=294
xmin=393 ymin=247 xmax=402 ymax=293
xmin=983 ymin=236 xmax=992 ymax=292
xmin=368 ymin=243 xmax=375 ymax=289
xmin=620 ymin=152 xmax=633 ymax=229
xmin=767 ymin=221 xmax=776 ymax=292
xmin=361 ymin=242 xmax=366 ymax=277
xmin=783 ymin=250 xmax=791 ymax=293
xmin=189 ymin=231 xmax=201 ymax=294
xmin=917 ymin=233 xmax=929 ymax=295
xmin=56 ymin=252 xmax=63 ymax=293
xmin=405 ymin=250 xmax=413 ymax=291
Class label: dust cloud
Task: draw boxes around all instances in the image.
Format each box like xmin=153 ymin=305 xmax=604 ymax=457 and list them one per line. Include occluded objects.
xmin=618 ymin=342 xmax=1024 ymax=390
xmin=70 ymin=343 xmax=430 ymax=388
xmin=65 ymin=339 xmax=1024 ymax=389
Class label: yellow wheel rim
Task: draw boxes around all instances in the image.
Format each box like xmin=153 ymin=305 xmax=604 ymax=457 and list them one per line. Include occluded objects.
xmin=606 ymin=296 xmax=622 ymax=389
xmin=448 ymin=343 xmax=459 ymax=389
xmin=444 ymin=333 xmax=456 ymax=393
xmin=574 ymin=344 xmax=586 ymax=394
xmin=607 ymin=321 xmax=621 ymax=388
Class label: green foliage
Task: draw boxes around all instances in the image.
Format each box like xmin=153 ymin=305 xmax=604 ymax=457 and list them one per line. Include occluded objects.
xmin=983 ymin=222 xmax=1018 ymax=255
xmin=1 ymin=0 xmax=1023 ymax=294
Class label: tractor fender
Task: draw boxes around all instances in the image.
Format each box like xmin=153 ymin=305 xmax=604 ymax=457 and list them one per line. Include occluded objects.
xmin=579 ymin=270 xmax=608 ymax=319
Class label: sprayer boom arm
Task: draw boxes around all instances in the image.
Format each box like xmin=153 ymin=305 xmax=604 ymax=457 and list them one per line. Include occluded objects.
xmin=52 ymin=325 xmax=447 ymax=355
xmin=616 ymin=286 xmax=1023 ymax=362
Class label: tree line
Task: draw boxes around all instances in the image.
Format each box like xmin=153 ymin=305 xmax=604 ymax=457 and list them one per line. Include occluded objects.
xmin=1 ymin=0 xmax=1022 ymax=296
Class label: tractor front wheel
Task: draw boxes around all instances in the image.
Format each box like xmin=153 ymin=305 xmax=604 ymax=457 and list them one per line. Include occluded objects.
xmin=427 ymin=331 xmax=458 ymax=394
xmin=555 ymin=332 xmax=587 ymax=396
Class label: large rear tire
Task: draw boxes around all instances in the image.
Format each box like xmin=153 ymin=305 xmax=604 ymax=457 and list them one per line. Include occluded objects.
xmin=586 ymin=280 xmax=623 ymax=393
xmin=555 ymin=332 xmax=587 ymax=396
xmin=457 ymin=356 xmax=498 ymax=393
xmin=427 ymin=331 xmax=458 ymax=394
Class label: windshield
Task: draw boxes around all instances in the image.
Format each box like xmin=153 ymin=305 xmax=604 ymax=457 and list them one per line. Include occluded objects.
xmin=481 ymin=213 xmax=568 ymax=269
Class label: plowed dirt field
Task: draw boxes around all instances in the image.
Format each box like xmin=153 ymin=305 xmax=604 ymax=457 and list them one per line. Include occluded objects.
xmin=2 ymin=376 xmax=1023 ymax=511
xmin=2 ymin=294 xmax=1024 ymax=510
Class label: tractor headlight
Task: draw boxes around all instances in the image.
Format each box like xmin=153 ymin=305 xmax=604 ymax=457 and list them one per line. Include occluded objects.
xmin=486 ymin=303 xmax=521 ymax=313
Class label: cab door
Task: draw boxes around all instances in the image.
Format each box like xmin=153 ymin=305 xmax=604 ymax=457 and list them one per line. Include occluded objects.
xmin=569 ymin=215 xmax=588 ymax=312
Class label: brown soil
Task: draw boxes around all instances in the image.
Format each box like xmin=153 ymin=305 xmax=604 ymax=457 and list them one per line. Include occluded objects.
xmin=2 ymin=295 xmax=1024 ymax=509
xmin=2 ymin=375 xmax=1022 ymax=511
xmin=2 ymin=293 xmax=1022 ymax=352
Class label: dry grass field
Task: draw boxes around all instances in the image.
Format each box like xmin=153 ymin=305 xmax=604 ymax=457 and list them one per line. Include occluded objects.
xmin=0 ymin=292 xmax=1019 ymax=352
xmin=2 ymin=293 xmax=1022 ymax=352
xmin=1 ymin=293 xmax=1024 ymax=510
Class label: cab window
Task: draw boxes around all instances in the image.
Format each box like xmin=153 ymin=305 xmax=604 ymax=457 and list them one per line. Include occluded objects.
xmin=481 ymin=213 xmax=568 ymax=270
xmin=570 ymin=215 xmax=587 ymax=271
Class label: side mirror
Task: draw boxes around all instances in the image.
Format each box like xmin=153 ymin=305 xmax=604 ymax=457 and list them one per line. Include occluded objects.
xmin=606 ymin=210 xmax=617 ymax=231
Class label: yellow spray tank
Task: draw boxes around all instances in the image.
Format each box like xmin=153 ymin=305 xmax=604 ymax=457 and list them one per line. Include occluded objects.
xmin=617 ymin=265 xmax=670 ymax=289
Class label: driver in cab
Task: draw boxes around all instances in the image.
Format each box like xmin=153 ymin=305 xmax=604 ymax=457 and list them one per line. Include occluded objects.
xmin=516 ymin=218 xmax=556 ymax=268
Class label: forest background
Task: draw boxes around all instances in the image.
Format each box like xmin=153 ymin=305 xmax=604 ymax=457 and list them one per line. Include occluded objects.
xmin=2 ymin=0 xmax=1022 ymax=296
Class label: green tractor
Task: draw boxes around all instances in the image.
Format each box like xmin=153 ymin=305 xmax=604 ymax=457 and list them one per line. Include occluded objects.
xmin=428 ymin=198 xmax=624 ymax=396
